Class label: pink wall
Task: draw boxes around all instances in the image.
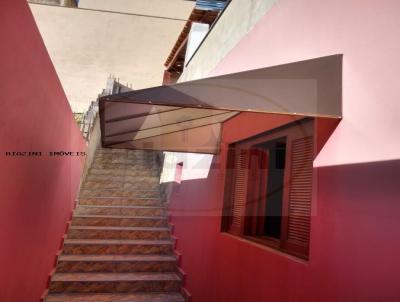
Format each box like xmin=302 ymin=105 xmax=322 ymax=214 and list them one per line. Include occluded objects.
xmin=169 ymin=1 xmax=400 ymax=300
xmin=169 ymin=113 xmax=400 ymax=302
xmin=0 ymin=1 xmax=86 ymax=301
xmin=210 ymin=0 xmax=400 ymax=167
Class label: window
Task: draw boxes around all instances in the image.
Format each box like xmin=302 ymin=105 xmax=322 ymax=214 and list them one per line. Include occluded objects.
xmin=222 ymin=118 xmax=314 ymax=259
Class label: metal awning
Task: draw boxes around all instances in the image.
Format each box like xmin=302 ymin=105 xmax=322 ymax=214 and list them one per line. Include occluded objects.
xmin=99 ymin=55 xmax=342 ymax=154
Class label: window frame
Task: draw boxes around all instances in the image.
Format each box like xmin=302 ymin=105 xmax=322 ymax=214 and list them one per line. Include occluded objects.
xmin=221 ymin=118 xmax=315 ymax=259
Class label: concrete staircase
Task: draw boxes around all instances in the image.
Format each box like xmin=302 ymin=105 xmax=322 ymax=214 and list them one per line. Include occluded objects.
xmin=44 ymin=148 xmax=186 ymax=302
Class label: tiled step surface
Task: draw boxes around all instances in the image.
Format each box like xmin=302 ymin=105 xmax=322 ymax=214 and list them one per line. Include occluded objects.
xmin=88 ymin=168 xmax=160 ymax=177
xmin=74 ymin=205 xmax=165 ymax=216
xmin=46 ymin=148 xmax=185 ymax=301
xmin=45 ymin=292 xmax=185 ymax=302
xmin=86 ymin=174 xmax=159 ymax=183
xmin=68 ymin=226 xmax=171 ymax=240
xmin=72 ymin=215 xmax=168 ymax=227
xmin=56 ymin=254 xmax=177 ymax=273
xmin=49 ymin=272 xmax=181 ymax=293
xmin=83 ymin=182 xmax=160 ymax=191
xmin=84 ymin=175 xmax=160 ymax=185
xmin=80 ymin=189 xmax=161 ymax=198
xmin=91 ymin=164 xmax=160 ymax=171
xmin=89 ymin=164 xmax=160 ymax=171
xmin=79 ymin=198 xmax=162 ymax=207
xmin=63 ymin=239 xmax=174 ymax=255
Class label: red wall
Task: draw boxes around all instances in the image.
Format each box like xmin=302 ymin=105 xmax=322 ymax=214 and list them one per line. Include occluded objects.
xmin=168 ymin=1 xmax=400 ymax=300
xmin=168 ymin=113 xmax=400 ymax=301
xmin=0 ymin=1 xmax=86 ymax=301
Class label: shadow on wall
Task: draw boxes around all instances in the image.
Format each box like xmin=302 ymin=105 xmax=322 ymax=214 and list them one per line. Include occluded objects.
xmin=160 ymin=152 xmax=214 ymax=183
xmin=166 ymin=158 xmax=400 ymax=301
xmin=0 ymin=1 xmax=86 ymax=301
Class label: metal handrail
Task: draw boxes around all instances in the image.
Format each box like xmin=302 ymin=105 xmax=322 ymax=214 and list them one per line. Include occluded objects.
xmin=74 ymin=77 xmax=132 ymax=142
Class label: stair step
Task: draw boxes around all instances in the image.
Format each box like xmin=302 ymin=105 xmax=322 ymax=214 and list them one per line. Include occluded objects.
xmin=58 ymin=254 xmax=176 ymax=261
xmin=125 ymin=169 xmax=160 ymax=176
xmin=94 ymin=152 xmax=157 ymax=160
xmin=79 ymin=197 xmax=162 ymax=207
xmin=95 ymin=148 xmax=156 ymax=154
xmin=82 ymin=188 xmax=160 ymax=191
xmin=83 ymin=180 xmax=160 ymax=188
xmin=63 ymin=239 xmax=174 ymax=255
xmin=83 ymin=180 xmax=160 ymax=190
xmin=88 ymin=170 xmax=160 ymax=178
xmin=68 ymin=226 xmax=171 ymax=240
xmin=56 ymin=254 xmax=177 ymax=273
xmin=74 ymin=205 xmax=166 ymax=217
xmin=93 ymin=158 xmax=128 ymax=164
xmin=48 ymin=272 xmax=181 ymax=293
xmin=45 ymin=292 xmax=185 ymax=302
xmin=95 ymin=148 xmax=128 ymax=154
xmin=86 ymin=174 xmax=124 ymax=181
xmin=122 ymin=183 xmax=160 ymax=191
xmin=89 ymin=169 xmax=126 ymax=176
xmin=92 ymin=155 xmax=158 ymax=162
xmin=90 ymin=164 xmax=160 ymax=171
xmin=87 ymin=166 xmax=158 ymax=172
xmin=80 ymin=189 xmax=161 ymax=199
xmin=72 ymin=215 xmax=168 ymax=227
xmin=82 ymin=181 xmax=123 ymax=190
xmin=82 ymin=186 xmax=160 ymax=192
xmin=90 ymin=163 xmax=132 ymax=170
xmin=85 ymin=174 xmax=159 ymax=182
xmin=123 ymin=175 xmax=160 ymax=183
xmin=44 ymin=149 xmax=184 ymax=300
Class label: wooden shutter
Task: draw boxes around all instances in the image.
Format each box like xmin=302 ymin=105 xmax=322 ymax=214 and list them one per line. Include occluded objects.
xmin=284 ymin=134 xmax=313 ymax=257
xmin=245 ymin=149 xmax=269 ymax=236
xmin=229 ymin=149 xmax=250 ymax=235
xmin=222 ymin=118 xmax=315 ymax=259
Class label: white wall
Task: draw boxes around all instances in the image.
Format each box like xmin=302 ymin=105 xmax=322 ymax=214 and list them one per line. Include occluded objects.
xmin=161 ymin=0 xmax=278 ymax=182
xmin=184 ymin=22 xmax=209 ymax=65
xmin=179 ymin=0 xmax=278 ymax=82
xmin=29 ymin=1 xmax=193 ymax=112
xmin=160 ymin=152 xmax=214 ymax=183
xmin=78 ymin=0 xmax=193 ymax=20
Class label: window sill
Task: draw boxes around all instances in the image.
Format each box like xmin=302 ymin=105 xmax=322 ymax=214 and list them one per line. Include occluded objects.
xmin=220 ymin=232 xmax=309 ymax=264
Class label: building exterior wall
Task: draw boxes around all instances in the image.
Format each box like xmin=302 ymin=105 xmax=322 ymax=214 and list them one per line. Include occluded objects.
xmin=28 ymin=0 xmax=77 ymax=7
xmin=161 ymin=0 xmax=278 ymax=182
xmin=0 ymin=1 xmax=86 ymax=301
xmin=166 ymin=0 xmax=400 ymax=301
xmin=78 ymin=0 xmax=194 ymax=20
xmin=169 ymin=114 xmax=400 ymax=302
xmin=29 ymin=1 xmax=193 ymax=112
xmin=209 ymin=0 xmax=400 ymax=167
xmin=179 ymin=0 xmax=278 ymax=82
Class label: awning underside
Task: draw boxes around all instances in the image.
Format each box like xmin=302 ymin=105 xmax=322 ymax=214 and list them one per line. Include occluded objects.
xmin=99 ymin=55 xmax=342 ymax=154
xmin=102 ymin=103 xmax=237 ymax=153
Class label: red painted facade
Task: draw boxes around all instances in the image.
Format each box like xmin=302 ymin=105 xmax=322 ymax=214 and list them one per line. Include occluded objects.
xmin=2 ymin=0 xmax=400 ymax=301
xmin=0 ymin=1 xmax=86 ymax=301
xmin=168 ymin=113 xmax=400 ymax=301
xmin=167 ymin=1 xmax=400 ymax=300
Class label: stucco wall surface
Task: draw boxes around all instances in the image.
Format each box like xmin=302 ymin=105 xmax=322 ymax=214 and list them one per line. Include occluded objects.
xmin=179 ymin=0 xmax=278 ymax=82
xmin=0 ymin=1 xmax=86 ymax=301
xmin=29 ymin=1 xmax=193 ymax=112
xmin=168 ymin=113 xmax=400 ymax=302
xmin=210 ymin=0 xmax=400 ymax=166
xmin=166 ymin=1 xmax=400 ymax=301
xmin=78 ymin=0 xmax=194 ymax=20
